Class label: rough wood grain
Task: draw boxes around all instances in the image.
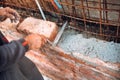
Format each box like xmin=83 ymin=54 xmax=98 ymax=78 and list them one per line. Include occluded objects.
xmin=26 ymin=43 xmax=120 ymax=80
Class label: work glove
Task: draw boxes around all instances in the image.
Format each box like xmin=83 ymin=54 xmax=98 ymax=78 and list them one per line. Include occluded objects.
xmin=25 ymin=34 xmax=47 ymax=50
xmin=0 ymin=7 xmax=20 ymax=22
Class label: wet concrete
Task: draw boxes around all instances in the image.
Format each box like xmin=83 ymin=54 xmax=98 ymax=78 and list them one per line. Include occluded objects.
xmin=58 ymin=29 xmax=120 ymax=63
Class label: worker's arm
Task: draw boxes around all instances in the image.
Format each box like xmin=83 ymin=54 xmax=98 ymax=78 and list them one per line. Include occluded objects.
xmin=0 ymin=34 xmax=46 ymax=72
xmin=0 ymin=39 xmax=28 ymax=72
xmin=0 ymin=7 xmax=20 ymax=22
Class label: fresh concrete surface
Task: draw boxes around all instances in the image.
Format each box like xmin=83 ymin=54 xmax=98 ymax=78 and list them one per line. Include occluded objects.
xmin=58 ymin=29 xmax=120 ymax=63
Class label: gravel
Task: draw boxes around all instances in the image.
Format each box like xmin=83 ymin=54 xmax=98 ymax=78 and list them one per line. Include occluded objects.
xmin=58 ymin=29 xmax=120 ymax=63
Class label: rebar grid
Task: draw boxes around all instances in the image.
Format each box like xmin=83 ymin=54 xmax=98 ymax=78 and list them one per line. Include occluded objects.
xmin=0 ymin=0 xmax=120 ymax=42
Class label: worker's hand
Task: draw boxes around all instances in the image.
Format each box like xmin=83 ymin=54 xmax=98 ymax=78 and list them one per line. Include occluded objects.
xmin=25 ymin=34 xmax=47 ymax=50
xmin=0 ymin=7 xmax=20 ymax=22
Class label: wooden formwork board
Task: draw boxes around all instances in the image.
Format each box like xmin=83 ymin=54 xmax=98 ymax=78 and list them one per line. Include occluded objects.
xmin=0 ymin=18 xmax=120 ymax=80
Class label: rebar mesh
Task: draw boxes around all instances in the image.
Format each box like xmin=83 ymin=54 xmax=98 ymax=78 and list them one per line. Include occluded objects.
xmin=0 ymin=0 xmax=120 ymax=42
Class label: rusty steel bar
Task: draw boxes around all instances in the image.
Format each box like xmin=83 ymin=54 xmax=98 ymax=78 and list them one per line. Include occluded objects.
xmin=103 ymin=0 xmax=106 ymax=22
xmin=72 ymin=0 xmax=75 ymax=16
xmin=116 ymin=12 xmax=120 ymax=42
xmin=105 ymin=0 xmax=108 ymax=23
xmin=81 ymin=0 xmax=87 ymax=31
xmin=59 ymin=0 xmax=66 ymax=14
xmin=46 ymin=0 xmax=120 ymax=14
xmin=99 ymin=0 xmax=102 ymax=35
xmin=1 ymin=1 xmax=119 ymax=13
xmin=55 ymin=1 xmax=120 ymax=12
xmin=103 ymin=0 xmax=108 ymax=23
xmin=82 ymin=0 xmax=120 ymax=6
xmin=69 ymin=25 xmax=120 ymax=38
xmin=65 ymin=0 xmax=71 ymax=15
xmin=85 ymin=0 xmax=90 ymax=19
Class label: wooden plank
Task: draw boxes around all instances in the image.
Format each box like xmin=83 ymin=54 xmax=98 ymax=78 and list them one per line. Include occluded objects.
xmin=26 ymin=42 xmax=120 ymax=80
xmin=0 ymin=19 xmax=119 ymax=80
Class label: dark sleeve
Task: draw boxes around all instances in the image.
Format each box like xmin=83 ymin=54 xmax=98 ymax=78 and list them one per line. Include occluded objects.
xmin=0 ymin=39 xmax=29 ymax=72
